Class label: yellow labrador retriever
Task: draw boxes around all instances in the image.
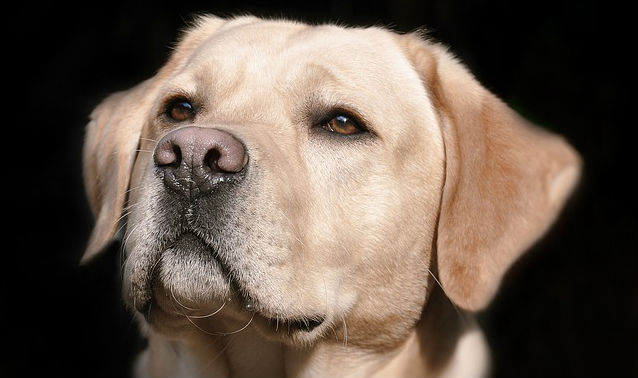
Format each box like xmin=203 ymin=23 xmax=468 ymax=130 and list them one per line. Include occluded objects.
xmin=82 ymin=15 xmax=581 ymax=377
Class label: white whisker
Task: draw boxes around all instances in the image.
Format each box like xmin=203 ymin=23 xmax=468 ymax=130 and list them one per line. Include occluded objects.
xmin=121 ymin=201 xmax=141 ymax=213
xmin=125 ymin=184 xmax=146 ymax=195
xmin=342 ymin=316 xmax=348 ymax=347
xmin=114 ymin=209 xmax=135 ymax=229
xmin=217 ymin=312 xmax=255 ymax=335
xmin=329 ymin=322 xmax=339 ymax=341
xmin=188 ymin=302 xmax=226 ymax=319
xmin=115 ymin=220 xmax=128 ymax=242
xmin=427 ymin=268 xmax=444 ymax=290
xmin=280 ymin=211 xmax=306 ymax=249
xmin=428 ymin=268 xmax=468 ymax=327
xmin=182 ymin=309 xmax=254 ymax=337
xmin=122 ymin=222 xmax=142 ymax=255
xmin=147 ymin=253 xmax=164 ymax=288
xmin=198 ymin=339 xmax=232 ymax=376
xmin=322 ymin=274 xmax=329 ymax=322
xmin=170 ymin=285 xmax=199 ymax=311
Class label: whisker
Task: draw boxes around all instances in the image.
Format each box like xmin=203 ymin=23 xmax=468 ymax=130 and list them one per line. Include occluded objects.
xmin=117 ymin=221 xmax=129 ymax=276
xmin=280 ymin=211 xmax=306 ymax=249
xmin=121 ymin=222 xmax=142 ymax=255
xmin=188 ymin=302 xmax=226 ymax=319
xmin=125 ymin=184 xmax=147 ymax=195
xmin=115 ymin=220 xmax=128 ymax=242
xmin=427 ymin=269 xmax=468 ymax=327
xmin=149 ymin=253 xmax=164 ymax=279
xmin=115 ymin=202 xmax=141 ymax=236
xmin=170 ymin=285 xmax=199 ymax=311
xmin=120 ymin=224 xmax=137 ymax=260
xmin=142 ymin=252 xmax=164 ymax=293
xmin=121 ymin=201 xmax=141 ymax=212
xmin=342 ymin=316 xmax=348 ymax=347
xmin=146 ymin=299 xmax=153 ymax=322
xmin=135 ymin=149 xmax=154 ymax=154
xmin=182 ymin=308 xmax=254 ymax=337
xmin=427 ymin=268 xmax=444 ymax=291
xmin=114 ymin=209 xmax=135 ymax=229
xmin=216 ymin=312 xmax=255 ymax=336
xmin=119 ymin=218 xmax=150 ymax=278
xmin=198 ymin=338 xmax=232 ymax=376
xmin=322 ymin=274 xmax=329 ymax=323
xmin=171 ymin=297 xmax=214 ymax=335
xmin=329 ymin=322 xmax=339 ymax=341
xmin=140 ymin=137 xmax=158 ymax=143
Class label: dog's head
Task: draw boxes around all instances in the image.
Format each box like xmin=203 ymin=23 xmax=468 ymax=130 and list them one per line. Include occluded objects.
xmin=82 ymin=16 xmax=580 ymax=349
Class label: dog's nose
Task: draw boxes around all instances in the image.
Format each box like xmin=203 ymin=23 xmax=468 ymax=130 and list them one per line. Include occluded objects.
xmin=153 ymin=126 xmax=248 ymax=197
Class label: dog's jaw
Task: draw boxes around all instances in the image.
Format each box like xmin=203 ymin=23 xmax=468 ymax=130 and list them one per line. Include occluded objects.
xmin=133 ymin=285 xmax=489 ymax=378
xmin=121 ymin=197 xmax=357 ymax=346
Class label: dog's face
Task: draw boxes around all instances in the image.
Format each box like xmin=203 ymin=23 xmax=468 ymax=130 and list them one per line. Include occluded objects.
xmin=83 ymin=16 xmax=580 ymax=350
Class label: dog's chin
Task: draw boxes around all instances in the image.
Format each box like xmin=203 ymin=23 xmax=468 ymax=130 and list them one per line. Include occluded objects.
xmin=134 ymin=232 xmax=330 ymax=345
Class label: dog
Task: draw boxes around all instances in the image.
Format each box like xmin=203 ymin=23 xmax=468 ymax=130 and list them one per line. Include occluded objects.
xmin=82 ymin=15 xmax=581 ymax=377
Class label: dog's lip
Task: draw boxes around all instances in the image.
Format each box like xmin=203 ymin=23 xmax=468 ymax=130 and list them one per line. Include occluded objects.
xmin=254 ymin=312 xmax=325 ymax=333
xmin=132 ymin=231 xmax=229 ymax=318
xmin=246 ymin=302 xmax=326 ymax=334
xmin=149 ymin=232 xmax=327 ymax=334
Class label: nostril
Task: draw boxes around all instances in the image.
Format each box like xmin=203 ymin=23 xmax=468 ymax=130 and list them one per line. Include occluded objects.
xmin=155 ymin=142 xmax=182 ymax=168
xmin=204 ymin=143 xmax=247 ymax=174
xmin=204 ymin=148 xmax=221 ymax=173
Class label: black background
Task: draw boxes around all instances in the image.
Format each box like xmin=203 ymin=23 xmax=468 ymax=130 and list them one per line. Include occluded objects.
xmin=4 ymin=1 xmax=635 ymax=376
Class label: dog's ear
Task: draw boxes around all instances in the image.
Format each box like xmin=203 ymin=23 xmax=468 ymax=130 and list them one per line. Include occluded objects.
xmin=81 ymin=81 xmax=155 ymax=264
xmin=396 ymin=34 xmax=581 ymax=310
xmin=81 ymin=15 xmax=228 ymax=263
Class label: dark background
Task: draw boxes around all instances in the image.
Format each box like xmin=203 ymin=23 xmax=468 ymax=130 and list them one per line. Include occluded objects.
xmin=4 ymin=0 xmax=635 ymax=376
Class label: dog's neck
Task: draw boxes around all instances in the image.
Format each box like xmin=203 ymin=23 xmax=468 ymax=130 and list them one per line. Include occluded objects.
xmin=135 ymin=288 xmax=489 ymax=377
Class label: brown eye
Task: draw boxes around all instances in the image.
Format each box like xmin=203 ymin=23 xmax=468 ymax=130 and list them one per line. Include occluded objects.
xmin=166 ymin=99 xmax=195 ymax=122
xmin=321 ymin=114 xmax=365 ymax=135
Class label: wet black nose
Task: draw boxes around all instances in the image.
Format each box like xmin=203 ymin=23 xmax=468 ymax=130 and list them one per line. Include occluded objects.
xmin=153 ymin=126 xmax=248 ymax=197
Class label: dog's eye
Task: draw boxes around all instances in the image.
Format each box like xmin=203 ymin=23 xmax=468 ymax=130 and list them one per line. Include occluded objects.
xmin=166 ymin=99 xmax=195 ymax=122
xmin=321 ymin=114 xmax=365 ymax=136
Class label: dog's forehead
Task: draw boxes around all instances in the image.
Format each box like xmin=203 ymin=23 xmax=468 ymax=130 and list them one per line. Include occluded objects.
xmin=160 ymin=20 xmax=434 ymax=133
xmin=177 ymin=20 xmax=415 ymax=93
xmin=197 ymin=20 xmax=389 ymax=64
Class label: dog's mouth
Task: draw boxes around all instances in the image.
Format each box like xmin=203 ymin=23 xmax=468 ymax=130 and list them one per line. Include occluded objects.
xmin=138 ymin=231 xmax=327 ymax=339
xmin=250 ymin=308 xmax=326 ymax=334
xmin=239 ymin=289 xmax=327 ymax=337
xmin=248 ymin=310 xmax=328 ymax=343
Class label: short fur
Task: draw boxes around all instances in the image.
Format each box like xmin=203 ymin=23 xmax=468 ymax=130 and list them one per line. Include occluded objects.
xmin=83 ymin=15 xmax=580 ymax=377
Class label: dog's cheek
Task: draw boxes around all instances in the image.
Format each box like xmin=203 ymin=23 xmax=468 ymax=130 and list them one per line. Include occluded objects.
xmin=121 ymin=151 xmax=170 ymax=310
xmin=320 ymin=163 xmax=439 ymax=347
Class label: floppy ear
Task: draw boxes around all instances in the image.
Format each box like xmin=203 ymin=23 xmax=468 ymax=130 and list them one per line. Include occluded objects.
xmin=81 ymin=14 xmax=228 ymax=263
xmin=397 ymin=34 xmax=581 ymax=310
xmin=81 ymin=80 xmax=155 ymax=264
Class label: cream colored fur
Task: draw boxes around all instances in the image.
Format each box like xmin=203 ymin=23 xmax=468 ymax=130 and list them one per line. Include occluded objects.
xmin=82 ymin=15 xmax=581 ymax=377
